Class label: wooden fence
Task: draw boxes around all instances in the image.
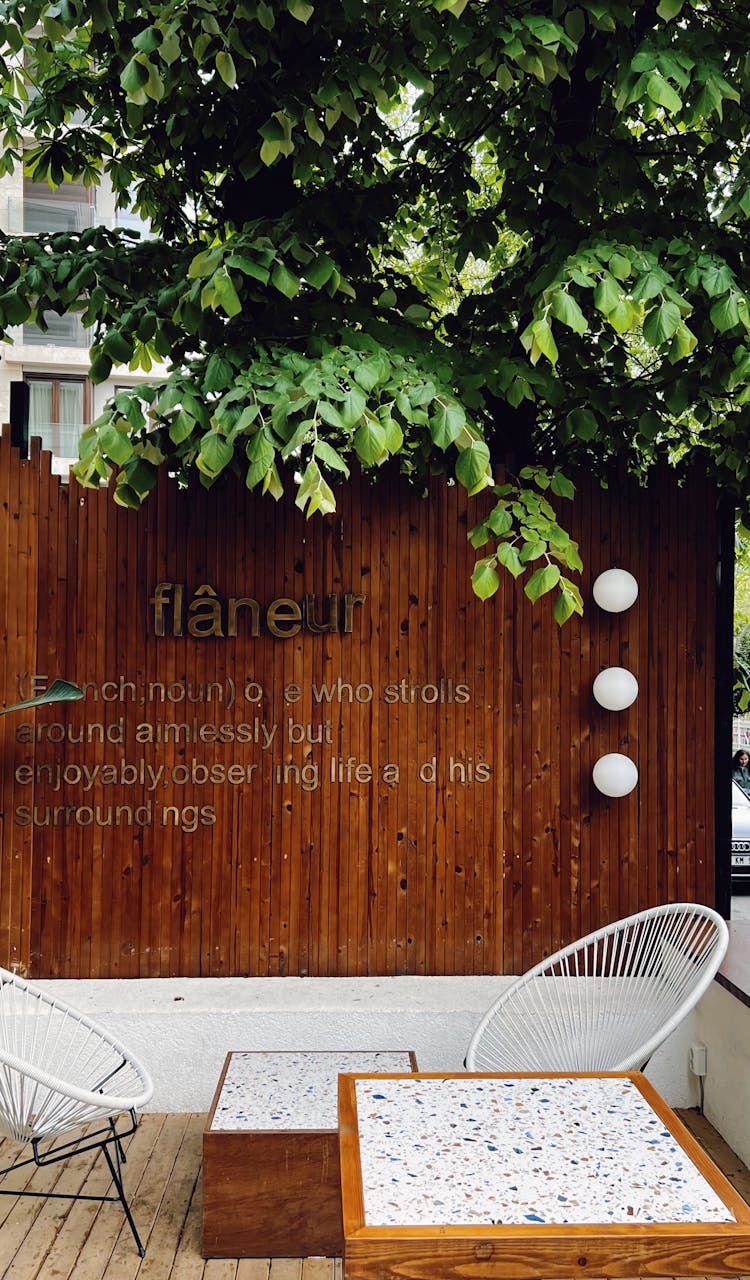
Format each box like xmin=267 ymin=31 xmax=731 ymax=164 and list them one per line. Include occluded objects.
xmin=0 ymin=428 xmax=721 ymax=978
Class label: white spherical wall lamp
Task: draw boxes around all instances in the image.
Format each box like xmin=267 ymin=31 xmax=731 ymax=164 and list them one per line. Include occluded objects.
xmin=592 ymin=568 xmax=639 ymax=613
xmin=592 ymin=753 xmax=638 ymax=797
xmin=592 ymin=667 xmax=639 ymax=712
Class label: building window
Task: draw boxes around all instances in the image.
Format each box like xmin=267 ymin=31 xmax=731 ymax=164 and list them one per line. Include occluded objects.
xmin=8 ymin=175 xmax=96 ymax=235
xmin=25 ymin=375 xmax=90 ymax=460
xmin=22 ymin=311 xmax=89 ymax=347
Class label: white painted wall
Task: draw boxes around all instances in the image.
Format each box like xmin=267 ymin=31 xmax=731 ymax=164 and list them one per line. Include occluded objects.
xmin=695 ymin=982 xmax=750 ymax=1167
xmin=36 ymin=975 xmax=698 ymax=1114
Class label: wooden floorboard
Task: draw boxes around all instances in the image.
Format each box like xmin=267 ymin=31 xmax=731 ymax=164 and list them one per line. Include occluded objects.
xmin=0 ymin=1111 xmax=744 ymax=1279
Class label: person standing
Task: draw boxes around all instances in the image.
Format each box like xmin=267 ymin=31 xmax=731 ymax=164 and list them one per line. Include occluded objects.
xmin=733 ymin=749 xmax=750 ymax=796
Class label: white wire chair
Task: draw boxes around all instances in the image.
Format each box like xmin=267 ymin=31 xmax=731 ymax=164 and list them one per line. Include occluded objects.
xmin=465 ymin=902 xmax=729 ymax=1073
xmin=0 ymin=965 xmax=154 ymax=1255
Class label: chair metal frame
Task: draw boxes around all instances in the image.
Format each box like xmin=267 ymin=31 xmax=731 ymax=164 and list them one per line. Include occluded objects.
xmin=465 ymin=902 xmax=729 ymax=1074
xmin=0 ymin=966 xmax=153 ymax=1255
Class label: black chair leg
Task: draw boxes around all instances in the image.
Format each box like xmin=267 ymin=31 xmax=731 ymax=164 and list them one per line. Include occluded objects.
xmin=101 ymin=1139 xmax=146 ymax=1257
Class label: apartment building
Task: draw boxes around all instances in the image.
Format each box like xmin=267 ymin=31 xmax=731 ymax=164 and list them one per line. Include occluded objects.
xmin=0 ymin=163 xmax=163 ymax=476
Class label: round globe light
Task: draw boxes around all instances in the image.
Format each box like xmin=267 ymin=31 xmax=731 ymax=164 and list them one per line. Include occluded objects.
xmin=592 ymin=753 xmax=638 ymax=797
xmin=592 ymin=568 xmax=639 ymax=613
xmin=592 ymin=667 xmax=639 ymax=711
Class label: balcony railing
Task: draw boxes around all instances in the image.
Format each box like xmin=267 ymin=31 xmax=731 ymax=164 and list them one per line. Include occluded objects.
xmin=8 ymin=195 xmax=97 ymax=234
xmin=22 ymin=313 xmax=89 ymax=347
xmin=28 ymin=420 xmax=84 ymax=460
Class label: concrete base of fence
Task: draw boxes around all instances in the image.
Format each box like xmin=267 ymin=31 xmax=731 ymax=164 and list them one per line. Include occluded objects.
xmin=36 ymin=975 xmax=696 ymax=1113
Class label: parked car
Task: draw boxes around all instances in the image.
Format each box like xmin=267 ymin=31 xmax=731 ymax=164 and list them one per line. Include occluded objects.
xmin=732 ymin=779 xmax=750 ymax=890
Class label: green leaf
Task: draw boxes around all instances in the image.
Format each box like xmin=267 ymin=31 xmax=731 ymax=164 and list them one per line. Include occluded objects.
xmin=287 ymin=0 xmax=314 ymax=22
xmin=638 ymin=411 xmax=661 ymax=440
xmin=609 ymin=253 xmax=632 ymax=281
xmin=271 ymin=263 xmax=301 ymax=299
xmin=0 ymin=291 xmax=31 ymax=325
xmin=404 ymin=303 xmax=431 ymax=323
xmin=120 ymin=56 xmax=149 ymax=95
xmin=646 ymin=70 xmax=682 ymax=113
xmin=469 ymin=520 xmax=490 ymax=549
xmin=260 ymin=138 xmax=284 ymax=165
xmin=632 ymin=268 xmax=671 ymax=302
xmin=710 ymin=293 xmax=741 ymax=333
xmin=113 ymin=481 xmax=142 ymax=509
xmin=701 ymin=263 xmax=734 ymax=298
xmin=550 ymin=472 xmax=575 ymax=499
xmin=212 ymin=269 xmax=242 ymax=317
xmin=340 ymin=385 xmax=367 ymax=429
xmin=159 ymin=31 xmax=181 ymax=64
xmin=259 ymin=116 xmax=288 ymax=142
xmin=430 ymin=399 xmax=465 ymax=449
xmin=89 ymin=349 xmax=113 ymax=383
xmin=198 ymin=432 xmax=235 ymax=477
xmin=204 ymin=354 xmax=234 ymax=392
xmin=594 ymin=272 xmax=622 ymax=316
xmin=103 ymin=330 xmax=134 ymax=364
xmin=313 ymin=440 xmax=350 ymax=475
xmin=525 ymin=563 xmax=561 ymax=601
xmin=656 ymin=0 xmax=683 ymax=18
xmin=234 ymin=404 xmax=262 ymax=432
xmin=553 ymin=584 xmax=580 ymax=624
xmin=295 ymin=459 xmax=337 ymax=516
xmin=455 ymin=440 xmax=491 ymax=493
xmin=566 ymin=407 xmax=598 ymax=441
xmin=353 ymin=357 xmax=386 ymax=392
xmin=245 ymin=429 xmax=276 ymax=488
xmin=669 ymin=322 xmax=697 ymax=362
xmin=123 ymin=456 xmax=158 ymax=495
xmin=303 ymin=255 xmax=336 ymax=289
xmin=98 ymin=425 xmax=134 ymax=465
xmin=519 ymin=539 xmax=547 ymax=564
xmin=353 ymin=418 xmax=387 ymax=465
xmin=226 ymin=254 xmax=271 ymax=284
xmin=471 ymin=556 xmax=500 ymax=600
xmin=216 ymin=51 xmax=237 ymax=88
xmin=261 ymin=462 xmax=283 ymax=500
xmin=382 ymin=414 xmax=404 ymax=454
xmin=521 ymin=317 xmax=558 ymax=365
xmin=607 ymin=298 xmax=639 ymax=334
xmin=487 ymin=505 xmax=513 ymax=536
xmin=188 ymin=246 xmax=224 ymax=279
xmin=497 ymin=542 xmax=524 ymax=578
xmin=550 ymin=289 xmax=588 ymax=334
xmin=304 ymin=109 xmax=325 ymax=143
xmin=643 ymin=299 xmax=682 ymax=345
xmin=317 ymin=399 xmax=345 ymax=429
xmin=169 ymin=410 xmax=197 ymax=445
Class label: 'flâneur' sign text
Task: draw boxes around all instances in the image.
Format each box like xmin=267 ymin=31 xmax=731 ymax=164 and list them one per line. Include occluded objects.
xmin=150 ymin=582 xmax=366 ymax=638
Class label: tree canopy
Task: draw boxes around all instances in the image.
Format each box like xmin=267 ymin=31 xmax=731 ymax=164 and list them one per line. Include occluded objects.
xmin=0 ymin=0 xmax=749 ymax=620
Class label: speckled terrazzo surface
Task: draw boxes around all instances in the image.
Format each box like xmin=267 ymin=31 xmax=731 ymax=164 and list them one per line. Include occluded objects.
xmin=353 ymin=1075 xmax=737 ymax=1227
xmin=209 ymin=1050 xmax=414 ymax=1130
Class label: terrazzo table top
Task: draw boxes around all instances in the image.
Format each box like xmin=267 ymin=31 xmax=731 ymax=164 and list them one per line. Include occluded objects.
xmin=347 ymin=1073 xmax=737 ymax=1227
xmin=209 ymin=1050 xmax=415 ymax=1131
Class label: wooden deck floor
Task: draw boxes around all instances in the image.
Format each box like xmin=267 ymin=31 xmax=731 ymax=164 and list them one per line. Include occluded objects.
xmin=0 ymin=1109 xmax=747 ymax=1279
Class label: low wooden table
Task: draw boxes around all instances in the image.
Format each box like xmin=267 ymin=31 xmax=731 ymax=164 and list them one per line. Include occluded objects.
xmin=338 ymin=1071 xmax=750 ymax=1279
xmin=202 ymin=1049 xmax=417 ymax=1258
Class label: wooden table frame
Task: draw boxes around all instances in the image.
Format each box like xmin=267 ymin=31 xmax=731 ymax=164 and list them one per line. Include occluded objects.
xmin=202 ymin=1049 xmax=417 ymax=1258
xmin=338 ymin=1072 xmax=750 ymax=1279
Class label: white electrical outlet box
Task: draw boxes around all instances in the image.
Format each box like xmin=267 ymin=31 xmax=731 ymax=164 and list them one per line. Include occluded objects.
xmin=689 ymin=1042 xmax=708 ymax=1076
